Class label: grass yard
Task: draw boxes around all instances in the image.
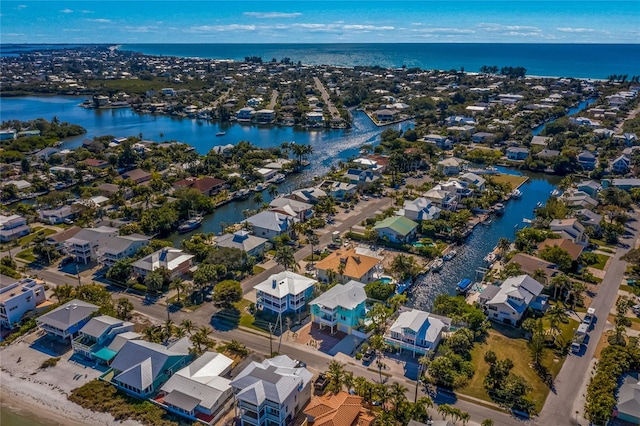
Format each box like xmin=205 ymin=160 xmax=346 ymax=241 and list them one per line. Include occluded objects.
xmin=459 ymin=325 xmax=573 ymax=413
xmin=18 ymin=228 xmax=56 ymax=246
xmin=492 ymin=174 xmax=529 ymax=189
xmin=16 ymin=248 xmax=35 ymax=262
xmin=253 ymin=265 xmax=266 ymax=275
xmin=591 ymin=253 xmax=611 ymax=270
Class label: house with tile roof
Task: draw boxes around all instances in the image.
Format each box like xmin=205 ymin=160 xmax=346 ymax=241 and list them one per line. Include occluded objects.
xmin=37 ymin=299 xmax=99 ymax=341
xmin=384 ymin=308 xmax=451 ymax=356
xmin=108 ymin=337 xmax=193 ymax=398
xmin=255 ymin=271 xmax=316 ymax=315
xmin=479 ymin=275 xmax=545 ymax=325
xmin=537 ymin=238 xmax=584 ymax=261
xmin=373 ymin=216 xmax=418 ymax=244
xmin=120 ymin=168 xmax=151 ymax=184
xmin=72 ymin=315 xmax=134 ymax=363
xmin=303 ymin=391 xmax=375 ymax=426
xmin=155 ymin=352 xmax=234 ymax=425
xmin=314 ymin=249 xmax=380 ymax=284
xmin=173 ymin=176 xmax=226 ymax=196
xmin=132 ymin=248 xmax=194 ymax=279
xmin=309 ymin=280 xmax=368 ymax=335
xmin=230 ymin=355 xmax=313 ymax=426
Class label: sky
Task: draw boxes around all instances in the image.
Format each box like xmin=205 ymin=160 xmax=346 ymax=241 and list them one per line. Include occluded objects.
xmin=1 ymin=1 xmax=638 ymax=44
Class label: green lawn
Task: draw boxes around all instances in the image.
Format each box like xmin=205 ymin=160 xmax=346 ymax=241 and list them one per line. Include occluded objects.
xmin=459 ymin=321 xmax=575 ymax=413
xmin=591 ymin=253 xmax=611 ymax=270
xmin=16 ymin=248 xmax=35 ymax=262
xmin=18 ymin=228 xmax=56 ymax=246
xmin=253 ymin=265 xmax=266 ymax=275
xmin=492 ymin=174 xmax=528 ymax=189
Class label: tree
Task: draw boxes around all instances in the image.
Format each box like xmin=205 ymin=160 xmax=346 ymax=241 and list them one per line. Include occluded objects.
xmin=364 ymin=280 xmax=395 ymax=301
xmin=212 ymin=280 xmax=242 ymax=308
xmin=546 ymin=305 xmax=568 ymax=336
xmin=497 ymin=237 xmax=511 ymax=257
xmin=482 ymin=420 xmax=495 ymax=426
xmin=274 ymin=245 xmax=298 ymax=271
xmin=502 ymin=262 xmax=523 ymax=278
xmin=391 ymin=254 xmax=421 ymax=282
xmin=448 ymin=328 xmax=475 ymax=355
xmin=529 ymin=319 xmax=545 ymax=366
xmin=307 ymin=233 xmax=319 ymax=265
xmin=180 ymin=319 xmax=196 ymax=335
xmin=551 ymin=274 xmax=571 ymax=300
xmin=52 ymin=284 xmax=75 ymax=303
xmin=390 ymin=382 xmax=408 ymax=419
xmin=327 ymin=360 xmax=346 ymax=394
xmin=190 ymin=326 xmax=216 ymax=355
xmin=539 ymin=245 xmax=573 ymax=272
xmin=115 ymin=298 xmax=134 ymax=320
xmin=170 ymin=278 xmax=187 ymax=303
xmin=144 ymin=268 xmax=167 ymax=292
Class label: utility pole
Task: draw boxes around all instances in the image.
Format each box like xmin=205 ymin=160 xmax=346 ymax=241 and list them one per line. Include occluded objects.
xmin=268 ymin=323 xmax=274 ymax=356
xmin=75 ymin=261 xmax=81 ymax=286
xmin=414 ymin=361 xmax=423 ymax=403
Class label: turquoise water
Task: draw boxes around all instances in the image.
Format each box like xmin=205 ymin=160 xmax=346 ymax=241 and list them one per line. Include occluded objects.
xmin=380 ymin=277 xmax=393 ymax=284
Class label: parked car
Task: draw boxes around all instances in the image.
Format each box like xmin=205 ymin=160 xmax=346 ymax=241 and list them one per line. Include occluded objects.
xmin=59 ymin=256 xmax=74 ymax=266
xmin=314 ymin=373 xmax=329 ymax=392
xmin=362 ymin=349 xmax=376 ymax=364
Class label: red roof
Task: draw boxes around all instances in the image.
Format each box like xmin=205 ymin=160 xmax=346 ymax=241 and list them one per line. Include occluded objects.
xmin=174 ymin=176 xmax=226 ymax=193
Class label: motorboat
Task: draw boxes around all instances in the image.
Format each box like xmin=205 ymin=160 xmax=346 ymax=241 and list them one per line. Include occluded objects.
xmin=215 ymin=132 xmax=226 ymax=136
xmin=494 ymin=203 xmax=505 ymax=216
xmin=484 ymin=252 xmax=497 ymax=264
xmin=511 ymin=189 xmax=522 ymax=199
xmin=443 ymin=250 xmax=457 ymax=261
xmin=178 ymin=215 xmax=203 ymax=233
xmin=431 ymin=258 xmax=444 ymax=272
xmin=482 ymin=218 xmax=492 ymax=226
xmin=456 ymin=278 xmax=473 ymax=293
xmin=273 ymin=174 xmax=286 ymax=183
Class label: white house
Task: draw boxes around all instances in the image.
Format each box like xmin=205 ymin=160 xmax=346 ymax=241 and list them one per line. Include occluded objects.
xmin=384 ymin=308 xmax=451 ymax=356
xmin=64 ymin=226 xmax=150 ymax=265
xmin=244 ymin=211 xmax=295 ymax=241
xmin=0 ymin=214 xmax=30 ymax=243
xmin=255 ymin=271 xmax=316 ymax=315
xmin=550 ymin=218 xmax=588 ymax=245
xmin=479 ymin=275 xmax=544 ymax=325
xmin=231 ymin=355 xmax=313 ymax=426
xmin=437 ymin=157 xmax=466 ymax=175
xmin=0 ymin=278 xmax=46 ymax=328
xmin=214 ymin=230 xmax=268 ymax=258
xmin=132 ymin=248 xmax=194 ymax=279
xmin=423 ymin=187 xmax=457 ymax=210
xmin=397 ymin=197 xmax=441 ymax=221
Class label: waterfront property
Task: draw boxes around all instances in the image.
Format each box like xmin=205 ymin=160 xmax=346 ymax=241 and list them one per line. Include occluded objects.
xmin=71 ymin=315 xmax=134 ymax=363
xmin=0 ymin=277 xmax=46 ymax=328
xmin=230 ymin=355 xmax=313 ymax=426
xmin=373 ymin=216 xmax=418 ymax=244
xmin=108 ymin=337 xmax=193 ymax=398
xmin=437 ymin=157 xmax=466 ymax=175
xmin=64 ymin=226 xmax=150 ymax=265
xmin=549 ymin=218 xmax=588 ymax=245
xmin=508 ymin=253 xmax=559 ymax=283
xmin=479 ymin=275 xmax=546 ymax=325
xmin=132 ymin=247 xmax=194 ymax=279
xmin=214 ymin=230 xmax=268 ymax=258
xmin=154 ymin=352 xmax=234 ymax=425
xmin=38 ymin=205 xmax=76 ymax=224
xmin=309 ymin=280 xmax=367 ymax=335
xmin=506 ymin=147 xmax=530 ymax=161
xmin=36 ymin=299 xmax=99 ymax=341
xmin=173 ymin=176 xmax=226 ymax=196
xmin=269 ymin=197 xmax=314 ymax=222
xmin=303 ymin=391 xmax=375 ymax=426
xmin=314 ymin=249 xmax=380 ymax=284
xmin=244 ymin=211 xmax=295 ymax=241
xmin=537 ymin=238 xmax=584 ymax=261
xmin=384 ymin=308 xmax=451 ymax=357
xmin=317 ymin=180 xmax=357 ymax=201
xmin=397 ymin=197 xmax=441 ymax=221
xmin=0 ymin=214 xmax=30 ymax=243
xmin=255 ymin=271 xmax=316 ymax=315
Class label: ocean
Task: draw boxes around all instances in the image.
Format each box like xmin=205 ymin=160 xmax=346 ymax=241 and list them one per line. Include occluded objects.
xmin=120 ymin=43 xmax=640 ymax=80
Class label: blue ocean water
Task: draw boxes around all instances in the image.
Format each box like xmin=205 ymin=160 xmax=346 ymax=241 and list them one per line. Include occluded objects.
xmin=120 ymin=43 xmax=640 ymax=79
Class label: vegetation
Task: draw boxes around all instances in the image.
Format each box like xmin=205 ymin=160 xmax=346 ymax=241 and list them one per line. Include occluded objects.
xmin=212 ymin=280 xmax=242 ymax=308
xmin=40 ymin=357 xmax=61 ymax=369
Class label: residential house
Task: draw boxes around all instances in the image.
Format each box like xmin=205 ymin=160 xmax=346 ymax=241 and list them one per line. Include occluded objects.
xmin=45 ymin=226 xmax=81 ymax=253
xmin=607 ymin=178 xmax=640 ymax=191
xmin=550 ymin=218 xmax=588 ymax=245
xmin=37 ymin=299 xmax=99 ymax=341
xmin=303 ymin=392 xmax=375 ymax=426
xmin=318 ymin=180 xmax=357 ymax=201
xmin=173 ymin=176 xmax=226 ymax=196
xmin=507 ymin=146 xmax=529 ymax=161
xmin=230 ymin=355 xmax=313 ymax=426
xmin=34 ymin=147 xmax=60 ymax=161
xmin=537 ymin=238 xmax=584 ymax=261
xmin=576 ymin=180 xmax=602 ymax=198
xmin=236 ymin=107 xmax=255 ymax=120
xmin=613 ymin=133 xmax=639 ymax=146
xmin=472 ymin=132 xmax=495 ymax=144
xmin=97 ymin=183 xmax=133 ymax=199
xmin=531 ymin=136 xmax=551 ymax=147
xmin=310 ymin=280 xmax=368 ymax=335
xmin=244 ymin=211 xmax=295 ymax=241
xmin=611 ymin=154 xmax=631 ymax=174
xmin=0 ymin=214 xmax=30 ymax=243
xmin=214 ymin=231 xmax=268 ymax=258
xmin=81 ymin=158 xmax=110 ymax=169
xmin=155 ymin=352 xmax=234 ymax=425
xmin=95 ymin=233 xmax=150 ymax=267
xmin=72 ymin=315 xmax=134 ymax=363
xmin=315 ymin=249 xmax=380 ymax=284
xmin=565 ymin=192 xmax=599 ymax=209
xmin=120 ymin=168 xmax=151 ymax=184
xmin=373 ymin=216 xmax=418 ymax=244
xmin=479 ymin=275 xmax=545 ymax=325
xmin=38 ymin=205 xmax=75 ymax=224
xmin=384 ymin=308 xmax=451 ymax=356
xmin=437 ymin=157 xmax=466 ymax=175
xmin=0 ymin=278 xmax=46 ymax=328
xmin=536 ymin=149 xmax=560 ymax=159
xmin=255 ymin=109 xmax=276 ymax=123
xmin=423 ymin=186 xmax=457 ymax=210
xmin=508 ymin=253 xmax=558 ymax=283
xmin=375 ymin=109 xmax=398 ymax=122
xmin=255 ymin=271 xmax=316 ymax=315
xmin=132 ymin=248 xmax=194 ymax=279
xmin=344 ymin=169 xmax=379 ymax=187
xmin=615 ymin=373 xmax=640 ymax=424
xmin=574 ymin=209 xmax=603 ymax=230
xmin=577 ymin=151 xmax=597 ymax=170
xmin=459 ymin=172 xmax=486 ymax=191
xmin=269 ymin=198 xmax=313 ymax=222
xmin=397 ymin=197 xmax=441 ymax=221
xmin=288 ymin=187 xmax=327 ymax=204
xmin=109 ymin=337 xmax=193 ymax=398
xmin=424 ymin=134 xmax=452 ymax=150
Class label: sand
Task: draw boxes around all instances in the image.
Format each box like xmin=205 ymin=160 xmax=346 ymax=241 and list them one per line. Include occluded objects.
xmin=0 ymin=336 xmax=140 ymax=426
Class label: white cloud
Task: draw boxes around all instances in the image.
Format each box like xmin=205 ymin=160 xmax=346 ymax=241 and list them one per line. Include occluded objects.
xmin=87 ymin=18 xmax=112 ymax=23
xmin=186 ymin=24 xmax=257 ymax=33
xmin=243 ymin=12 xmax=301 ymax=19
xmin=343 ymin=24 xmax=394 ymax=31
xmin=412 ymin=27 xmax=475 ymax=35
xmin=478 ymin=23 xmax=541 ymax=33
xmin=124 ymin=26 xmax=159 ymax=33
xmin=60 ymin=9 xmax=73 ymax=14
xmin=556 ymin=27 xmax=603 ymax=33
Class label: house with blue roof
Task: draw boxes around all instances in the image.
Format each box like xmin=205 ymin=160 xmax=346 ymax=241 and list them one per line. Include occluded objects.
xmin=72 ymin=315 xmax=134 ymax=364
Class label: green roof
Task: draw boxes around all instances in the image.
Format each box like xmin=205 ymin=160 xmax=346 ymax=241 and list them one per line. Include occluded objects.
xmin=373 ymin=216 xmax=418 ymax=236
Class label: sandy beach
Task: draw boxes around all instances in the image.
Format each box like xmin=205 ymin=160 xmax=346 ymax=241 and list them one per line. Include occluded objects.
xmin=0 ymin=334 xmax=140 ymax=426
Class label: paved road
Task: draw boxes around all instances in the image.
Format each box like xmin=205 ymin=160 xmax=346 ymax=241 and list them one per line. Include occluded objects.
xmin=268 ymin=90 xmax=279 ymax=110
xmin=313 ymin=76 xmax=340 ymax=118
xmin=537 ymin=213 xmax=639 ymax=425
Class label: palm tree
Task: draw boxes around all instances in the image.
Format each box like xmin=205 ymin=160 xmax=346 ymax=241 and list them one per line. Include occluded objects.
xmin=482 ymin=420 xmax=495 ymax=426
xmin=551 ymin=274 xmax=571 ymax=300
xmin=327 ymin=360 xmax=346 ymax=394
xmin=460 ymin=411 xmax=471 ymax=425
xmin=546 ymin=305 xmax=568 ymax=336
xmin=567 ymin=281 xmax=588 ymax=310
xmin=411 ymin=396 xmax=433 ymax=422
xmin=53 ymin=283 xmax=75 ymax=303
xmin=391 ymin=254 xmax=420 ymax=282
xmin=354 ymin=376 xmax=372 ymax=401
xmin=532 ymin=268 xmax=548 ymax=286
xmin=144 ymin=268 xmax=166 ymax=293
xmin=343 ymin=371 xmax=354 ymax=394
xmin=497 ymin=237 xmax=511 ymax=257
xmin=375 ymin=383 xmax=391 ymax=406
xmin=267 ymin=184 xmax=278 ymax=199
xmin=390 ymin=382 xmax=408 ymax=419
xmin=337 ymin=261 xmax=346 ymax=283
xmin=274 ymin=245 xmax=298 ymax=271
xmin=170 ymin=278 xmax=186 ymax=303
xmin=190 ymin=326 xmax=215 ymax=355
xmin=163 ymin=319 xmax=175 ymax=343
xmin=308 ymin=233 xmax=319 ymax=265
xmin=175 ymin=327 xmax=187 ymax=338
xmin=115 ymin=298 xmax=134 ymax=320
xmin=180 ymin=319 xmax=196 ymax=335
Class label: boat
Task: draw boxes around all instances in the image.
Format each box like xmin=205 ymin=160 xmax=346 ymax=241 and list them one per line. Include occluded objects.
xmin=536 ymin=201 xmax=544 ymax=208
xmin=431 ymin=258 xmax=444 ymax=272
xmin=178 ymin=215 xmax=203 ymax=233
xmin=482 ymin=218 xmax=492 ymax=226
xmin=456 ymin=278 xmax=473 ymax=293
xmin=494 ymin=203 xmax=505 ymax=216
xmin=443 ymin=250 xmax=457 ymax=261
xmin=255 ymin=183 xmax=265 ymax=191
xmin=523 ymin=217 xmax=533 ymax=224
xmin=484 ymin=252 xmax=497 ymax=264
xmin=273 ymin=174 xmax=286 ymax=183
xmin=215 ymin=132 xmax=226 ymax=137
xmin=550 ymin=189 xmax=561 ymax=197
xmin=511 ymin=189 xmax=522 ymax=199
xmin=237 ymin=189 xmax=250 ymax=199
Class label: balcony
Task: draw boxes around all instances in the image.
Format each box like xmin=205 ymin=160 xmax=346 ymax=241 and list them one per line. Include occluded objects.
xmin=315 ymin=314 xmax=337 ymax=326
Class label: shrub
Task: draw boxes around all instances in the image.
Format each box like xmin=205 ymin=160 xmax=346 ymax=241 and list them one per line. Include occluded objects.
xmin=131 ymin=283 xmax=147 ymax=293
xmin=40 ymin=357 xmax=60 ymax=369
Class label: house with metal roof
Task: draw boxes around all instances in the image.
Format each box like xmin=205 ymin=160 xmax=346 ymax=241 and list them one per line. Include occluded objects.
xmin=154 ymin=352 xmax=234 ymax=425
xmin=244 ymin=211 xmax=295 ymax=241
xmin=397 ymin=197 xmax=441 ymax=222
xmin=384 ymin=308 xmax=451 ymax=356
xmin=373 ymin=216 xmax=418 ymax=244
xmin=479 ymin=275 xmax=545 ymax=325
xmin=63 ymin=226 xmax=150 ymax=265
xmin=132 ymin=248 xmax=194 ymax=279
xmin=230 ymin=355 xmax=313 ymax=426
xmin=309 ymin=280 xmax=367 ymax=335
xmin=269 ymin=197 xmax=314 ymax=222
xmin=214 ymin=230 xmax=268 ymax=258
xmin=36 ymin=299 xmax=99 ymax=341
xmin=255 ymin=271 xmax=316 ymax=315
xmin=72 ymin=315 xmax=134 ymax=363
xmin=615 ymin=372 xmax=640 ymax=424
xmin=108 ymin=337 xmax=193 ymax=398
xmin=0 ymin=214 xmax=30 ymax=243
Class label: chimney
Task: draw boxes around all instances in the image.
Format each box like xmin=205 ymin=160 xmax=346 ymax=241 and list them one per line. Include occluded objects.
xmin=272 ymin=279 xmax=277 ymax=289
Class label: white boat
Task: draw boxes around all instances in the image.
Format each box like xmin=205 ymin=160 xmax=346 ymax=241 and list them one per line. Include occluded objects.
xmin=215 ymin=132 xmax=226 ymax=136
xmin=482 ymin=218 xmax=493 ymax=226
xmin=178 ymin=215 xmax=203 ymax=233
xmin=511 ymin=189 xmax=522 ymax=199
xmin=550 ymin=189 xmax=561 ymax=197
xmin=273 ymin=174 xmax=286 ymax=183
xmin=523 ymin=217 xmax=533 ymax=224
xmin=255 ymin=183 xmax=265 ymax=191
xmin=431 ymin=258 xmax=444 ymax=272
xmin=443 ymin=250 xmax=457 ymax=261
xmin=484 ymin=252 xmax=497 ymax=264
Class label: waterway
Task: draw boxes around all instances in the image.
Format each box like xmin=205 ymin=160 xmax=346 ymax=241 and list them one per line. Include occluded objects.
xmin=409 ymin=167 xmax=560 ymax=311
xmin=531 ymin=98 xmax=597 ymax=136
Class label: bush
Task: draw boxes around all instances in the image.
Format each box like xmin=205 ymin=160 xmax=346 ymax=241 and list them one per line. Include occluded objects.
xmin=365 ymin=280 xmax=395 ymax=301
xmin=40 ymin=357 xmax=60 ymax=369
xmin=131 ymin=283 xmax=148 ymax=293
